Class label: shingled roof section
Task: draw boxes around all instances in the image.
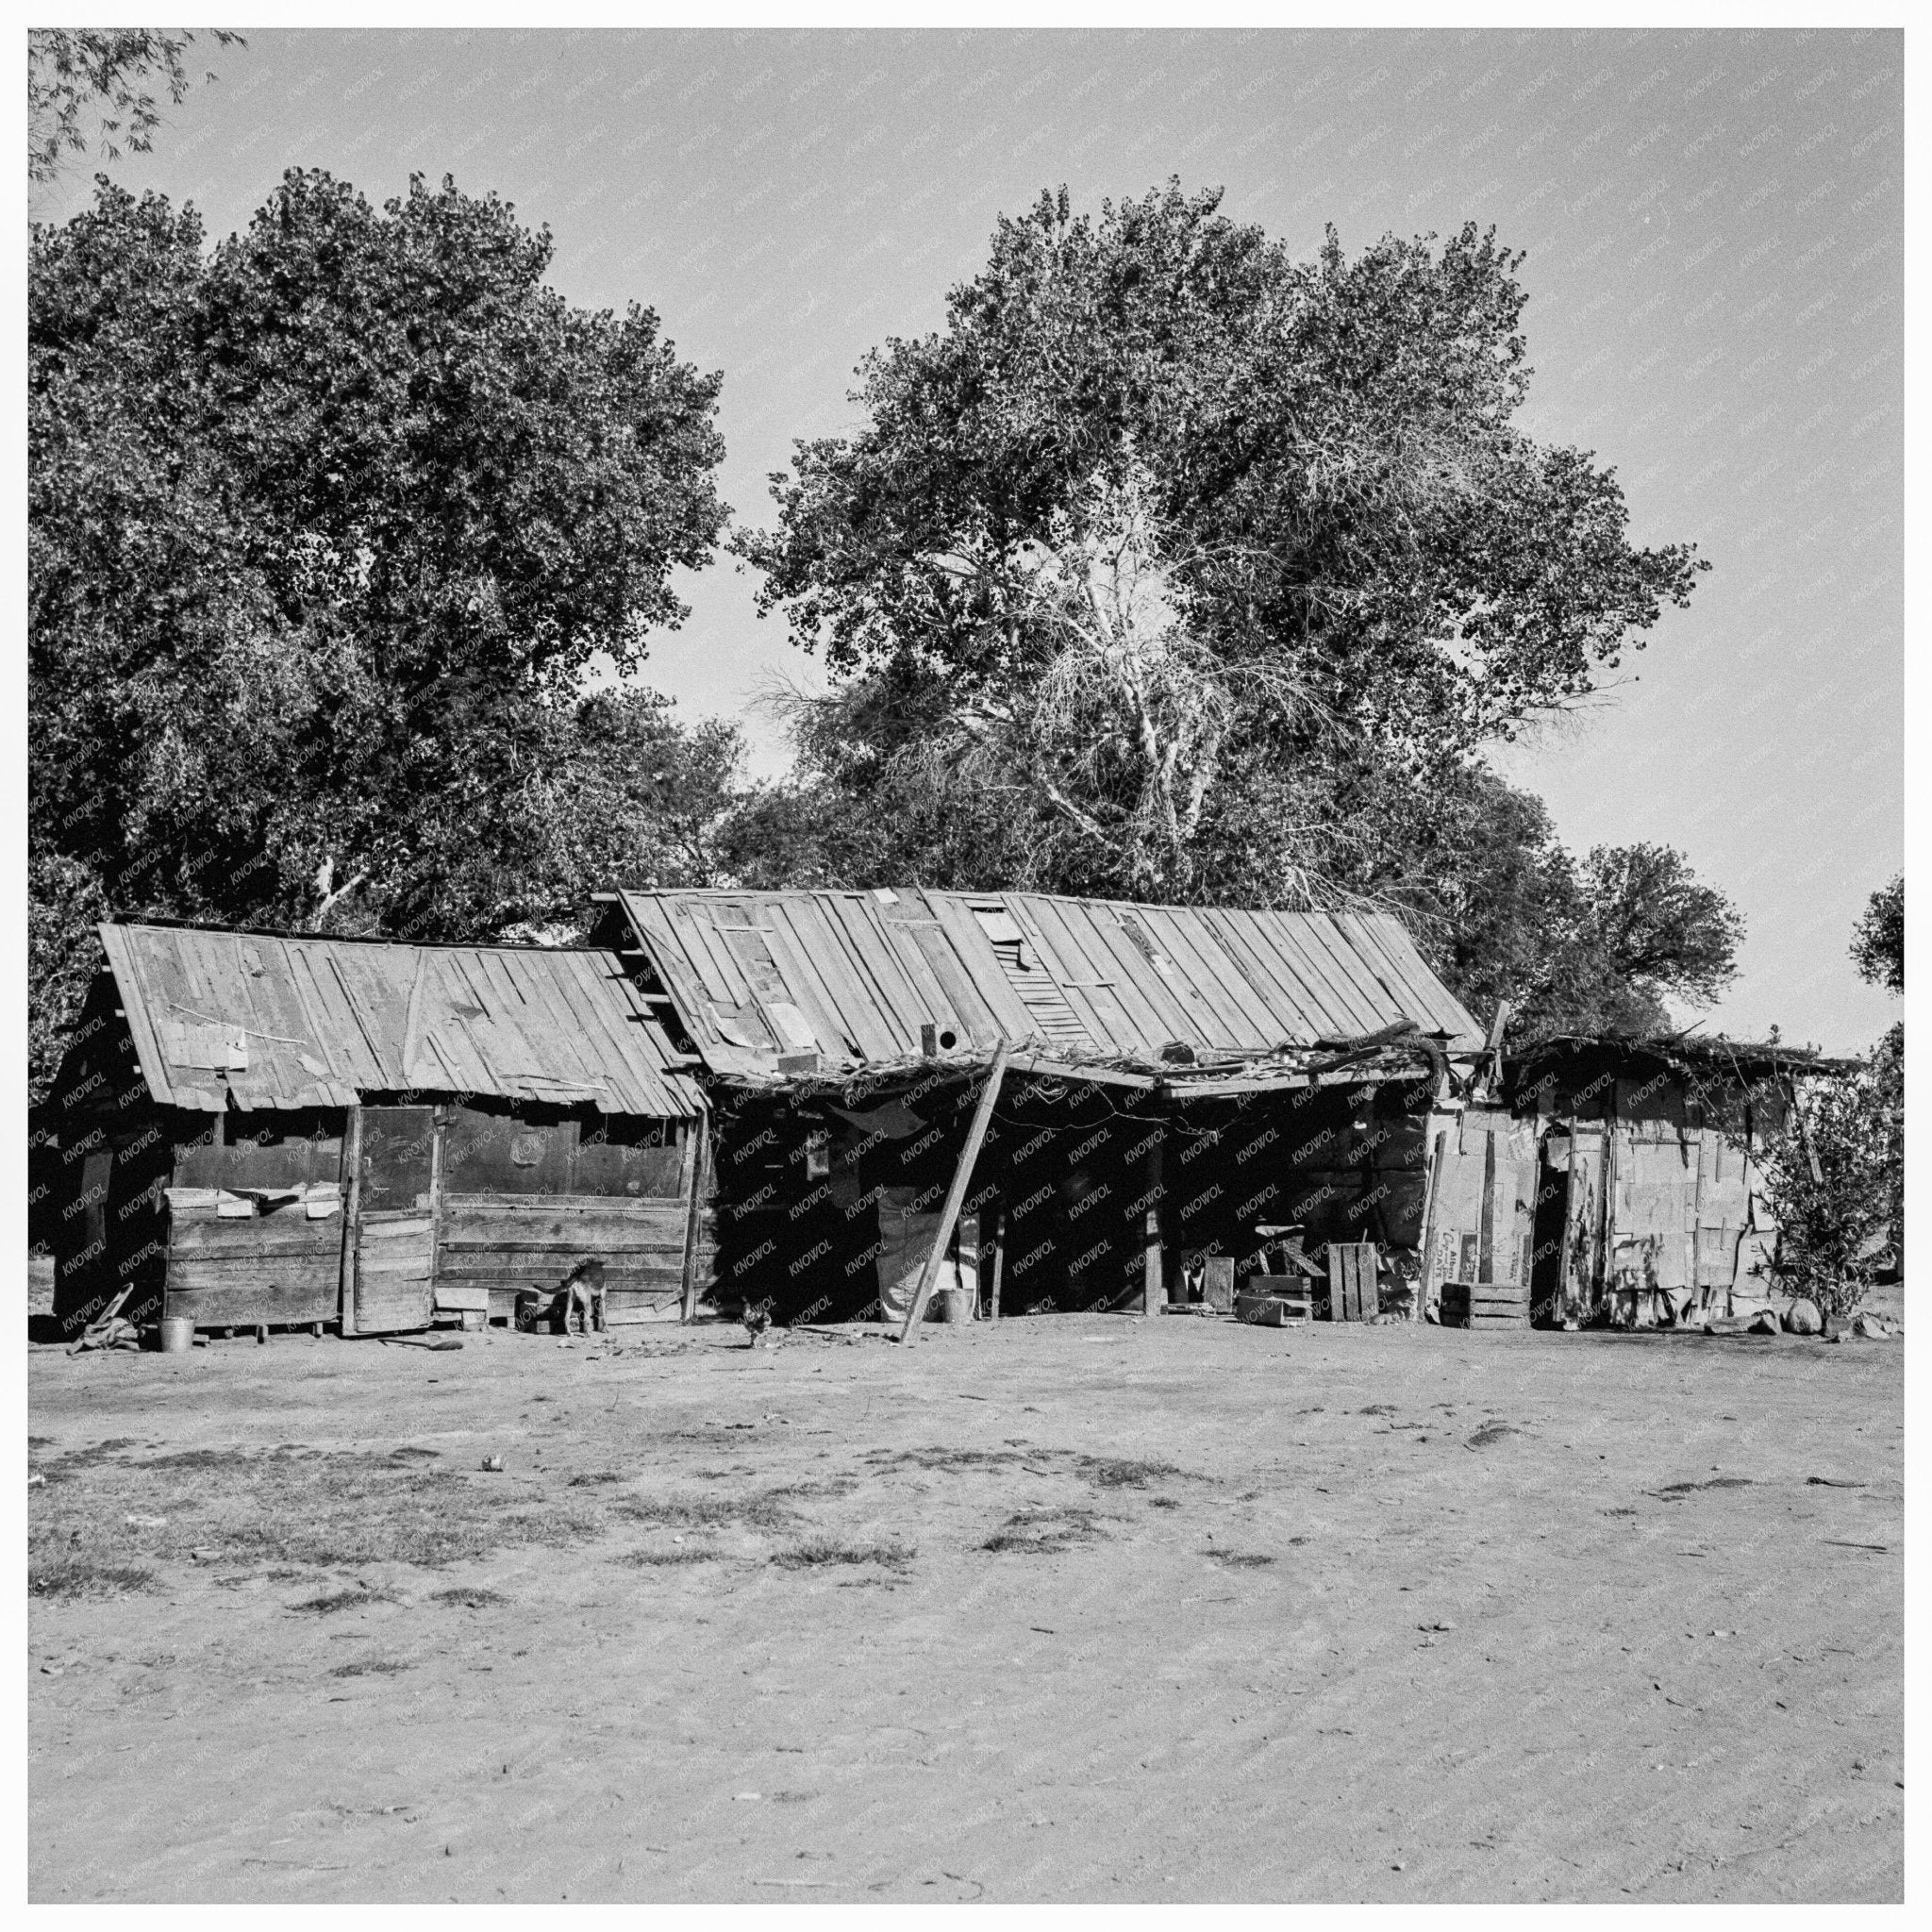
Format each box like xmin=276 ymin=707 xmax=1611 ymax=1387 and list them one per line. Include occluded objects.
xmin=98 ymin=923 xmax=703 ymax=1117
xmin=611 ymin=888 xmax=1483 ymax=1082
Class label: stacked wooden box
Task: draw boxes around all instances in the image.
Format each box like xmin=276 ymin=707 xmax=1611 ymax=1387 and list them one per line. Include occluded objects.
xmin=1440 ymin=1280 xmax=1530 ymax=1329
xmin=1235 ymin=1275 xmax=1312 ymax=1325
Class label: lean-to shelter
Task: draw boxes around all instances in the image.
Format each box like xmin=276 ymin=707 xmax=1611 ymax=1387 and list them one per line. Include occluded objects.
xmin=593 ymin=888 xmax=1486 ymax=1323
xmin=38 ymin=923 xmax=708 ymax=1340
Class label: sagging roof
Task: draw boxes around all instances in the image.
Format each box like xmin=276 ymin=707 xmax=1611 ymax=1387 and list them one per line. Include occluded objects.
xmin=1505 ymin=1031 xmax=1857 ymax=1105
xmin=99 ymin=923 xmax=703 ymax=1117
xmin=610 ymin=887 xmax=1483 ymax=1082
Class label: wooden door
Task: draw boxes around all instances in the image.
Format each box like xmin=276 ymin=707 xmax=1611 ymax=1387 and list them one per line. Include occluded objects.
xmin=348 ymin=1105 xmax=439 ymax=1335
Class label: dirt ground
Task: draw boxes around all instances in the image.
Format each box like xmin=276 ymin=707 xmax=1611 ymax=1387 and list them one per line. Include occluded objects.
xmin=28 ymin=1307 xmax=1903 ymax=1904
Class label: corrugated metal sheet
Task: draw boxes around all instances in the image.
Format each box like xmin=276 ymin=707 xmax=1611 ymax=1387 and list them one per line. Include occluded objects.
xmin=100 ymin=924 xmax=702 ymax=1117
xmin=615 ymin=888 xmax=1483 ymax=1078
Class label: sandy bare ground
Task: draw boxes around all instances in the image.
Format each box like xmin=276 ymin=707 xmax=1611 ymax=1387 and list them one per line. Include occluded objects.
xmin=28 ymin=1310 xmax=1902 ymax=1903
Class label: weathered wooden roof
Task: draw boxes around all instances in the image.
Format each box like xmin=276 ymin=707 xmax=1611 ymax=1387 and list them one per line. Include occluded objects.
xmin=99 ymin=923 xmax=703 ymax=1116
xmin=612 ymin=888 xmax=1483 ymax=1080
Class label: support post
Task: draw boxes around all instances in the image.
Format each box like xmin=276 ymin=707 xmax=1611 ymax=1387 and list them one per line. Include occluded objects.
xmin=679 ymin=1107 xmax=711 ymax=1323
xmin=990 ymin=1205 xmax=1007 ymax=1320
xmin=340 ymin=1103 xmax=363 ymax=1337
xmin=1415 ymin=1127 xmax=1449 ymax=1321
xmin=1477 ymin=1119 xmax=1498 ymax=1282
xmin=1141 ymin=1123 xmax=1165 ymax=1315
xmin=900 ymin=1044 xmax=1009 ymax=1344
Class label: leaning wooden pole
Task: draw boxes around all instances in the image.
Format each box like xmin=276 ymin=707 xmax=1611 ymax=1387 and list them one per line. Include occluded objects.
xmin=900 ymin=1042 xmax=1010 ymax=1345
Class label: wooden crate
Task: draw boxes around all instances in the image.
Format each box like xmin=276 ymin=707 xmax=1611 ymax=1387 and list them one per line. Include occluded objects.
xmin=1327 ymin=1242 xmax=1380 ymax=1323
xmin=1178 ymin=1252 xmax=1238 ymax=1311
xmin=1441 ymin=1280 xmax=1530 ymax=1329
xmin=1235 ymin=1291 xmax=1307 ymax=1327
xmin=1243 ymin=1274 xmax=1312 ymax=1319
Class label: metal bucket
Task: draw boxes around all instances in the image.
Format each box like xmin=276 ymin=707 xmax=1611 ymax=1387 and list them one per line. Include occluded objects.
xmin=938 ymin=1285 xmax=975 ymax=1324
xmin=158 ymin=1315 xmax=195 ymax=1354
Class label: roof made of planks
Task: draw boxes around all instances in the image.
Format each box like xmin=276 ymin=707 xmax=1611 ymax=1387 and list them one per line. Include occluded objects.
xmin=99 ymin=923 xmax=704 ymax=1117
xmin=612 ymin=888 xmax=1483 ymax=1079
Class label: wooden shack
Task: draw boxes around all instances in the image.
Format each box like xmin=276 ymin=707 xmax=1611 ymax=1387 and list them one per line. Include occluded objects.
xmin=1503 ymin=1035 xmax=1846 ymax=1328
xmin=589 ymin=887 xmax=1487 ymax=1324
xmin=39 ymin=923 xmax=710 ymax=1341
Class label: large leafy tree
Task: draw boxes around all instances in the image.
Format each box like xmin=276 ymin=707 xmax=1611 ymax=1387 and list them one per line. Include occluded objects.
xmin=30 ymin=170 xmax=728 ymax=1097
xmin=741 ymin=179 xmax=1725 ymax=1026
xmin=747 ymin=181 xmax=1704 ymax=891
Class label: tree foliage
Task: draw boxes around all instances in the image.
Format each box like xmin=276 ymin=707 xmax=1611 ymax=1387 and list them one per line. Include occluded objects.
xmin=29 ymin=170 xmax=729 ymax=1097
xmin=1851 ymin=874 xmax=1903 ymax=994
xmin=27 ymin=28 xmax=242 ymax=183
xmin=1751 ymin=1058 xmax=1899 ymax=1318
xmin=748 ymin=181 xmax=1704 ymax=783
xmin=742 ymin=180 xmax=1727 ymax=1031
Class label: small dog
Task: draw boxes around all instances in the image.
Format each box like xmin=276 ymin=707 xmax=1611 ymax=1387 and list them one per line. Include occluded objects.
xmin=558 ymin=1258 xmax=608 ymax=1337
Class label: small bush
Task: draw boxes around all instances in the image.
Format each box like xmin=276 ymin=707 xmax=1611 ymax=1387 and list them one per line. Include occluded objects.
xmin=1746 ymin=1053 xmax=1901 ymax=1319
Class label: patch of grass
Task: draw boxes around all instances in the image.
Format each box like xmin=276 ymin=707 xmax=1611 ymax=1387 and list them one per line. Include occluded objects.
xmin=981 ymin=1507 xmax=1106 ymax=1556
xmin=29 ymin=1557 xmax=156 ymax=1600
xmin=1075 ymin=1456 xmax=1183 ymax=1490
xmin=866 ymin=1447 xmax=1031 ymax=1474
xmin=1358 ymin=1405 xmax=1397 ymax=1417
xmin=430 ymin=1585 xmax=509 ymax=1607
xmin=616 ymin=1493 xmax=792 ymax=1531
xmin=330 ymin=1658 xmax=411 ymax=1677
xmin=390 ymin=1446 xmax=441 ymax=1461
xmin=1149 ymin=1496 xmax=1181 ymax=1510
xmin=768 ymin=1476 xmax=859 ymax=1499
xmin=140 ymin=1446 xmax=263 ymax=1470
xmin=770 ymin=1538 xmax=913 ymax=1572
xmin=868 ymin=1446 xmax=1196 ymax=1491
xmin=31 ymin=1446 xmax=608 ymax=1574
xmin=291 ymin=1588 xmax=395 ymax=1615
xmin=1464 ymin=1424 xmax=1523 ymax=1450
xmin=567 ymin=1471 xmax=625 ymax=1487
xmin=1652 ymin=1476 xmax=1754 ymax=1499
xmin=614 ymin=1547 xmax=722 ymax=1568
xmin=1206 ymin=1550 xmax=1275 ymax=1569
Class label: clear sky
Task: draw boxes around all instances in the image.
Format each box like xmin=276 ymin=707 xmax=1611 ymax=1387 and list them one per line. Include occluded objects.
xmin=31 ymin=26 xmax=1904 ymax=1054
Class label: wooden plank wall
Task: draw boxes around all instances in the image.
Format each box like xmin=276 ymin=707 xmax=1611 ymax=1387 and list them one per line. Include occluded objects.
xmin=153 ymin=1097 xmax=705 ymax=1332
xmin=1420 ymin=1108 xmax=1537 ymax=1314
xmin=164 ymin=1185 xmax=344 ymax=1329
xmin=165 ymin=1110 xmax=347 ymax=1331
xmin=436 ymin=1101 xmax=696 ymax=1324
xmin=436 ymin=1193 xmax=692 ymax=1324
